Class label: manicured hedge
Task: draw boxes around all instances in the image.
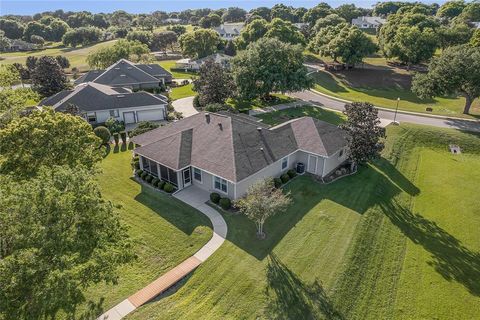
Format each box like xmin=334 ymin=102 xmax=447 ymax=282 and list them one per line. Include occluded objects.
xmin=287 ymin=169 xmax=297 ymax=179
xmin=141 ymin=171 xmax=148 ymax=180
xmin=136 ymin=169 xmax=143 ymax=177
xmin=273 ymin=177 xmax=282 ymax=188
xmin=210 ymin=192 xmax=221 ymax=204
xmin=152 ymin=178 xmax=160 ymax=187
xmin=113 ymin=132 xmax=119 ymax=145
xmin=145 ymin=175 xmax=153 ymax=183
xmin=163 ymin=183 xmax=174 ymax=193
xmin=281 ymin=173 xmax=290 ymax=184
xmin=219 ymin=197 xmax=231 ymax=210
xmin=158 ymin=181 xmax=166 ymax=190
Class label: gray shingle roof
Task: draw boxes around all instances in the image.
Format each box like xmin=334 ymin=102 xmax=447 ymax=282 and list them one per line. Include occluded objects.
xmin=39 ymin=82 xmax=168 ymax=112
xmin=74 ymin=59 xmax=172 ymax=87
xmin=133 ymin=112 xmax=347 ymax=182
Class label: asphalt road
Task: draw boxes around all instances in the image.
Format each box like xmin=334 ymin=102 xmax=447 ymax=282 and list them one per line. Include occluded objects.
xmin=290 ymin=90 xmax=480 ymax=133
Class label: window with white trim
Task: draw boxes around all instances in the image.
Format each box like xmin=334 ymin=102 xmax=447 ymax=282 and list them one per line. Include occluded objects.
xmin=214 ymin=176 xmax=227 ymax=193
xmin=281 ymin=157 xmax=288 ymax=170
xmin=193 ymin=168 xmax=202 ymax=182
xmin=109 ymin=109 xmax=119 ymax=117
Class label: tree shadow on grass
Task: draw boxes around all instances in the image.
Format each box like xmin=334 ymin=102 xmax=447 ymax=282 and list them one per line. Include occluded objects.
xmin=113 ymin=144 xmax=119 ymax=153
xmin=380 ymin=199 xmax=480 ymax=296
xmin=265 ymin=253 xmax=344 ymax=320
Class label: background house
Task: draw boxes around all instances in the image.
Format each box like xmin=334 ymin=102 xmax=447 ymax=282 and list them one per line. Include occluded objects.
xmin=39 ymin=82 xmax=168 ymax=125
xmin=74 ymin=59 xmax=172 ymax=90
xmin=352 ymin=16 xmax=386 ymax=29
xmin=175 ymin=53 xmax=233 ymax=71
xmin=132 ymin=112 xmax=348 ymax=199
xmin=213 ymin=23 xmax=245 ymax=40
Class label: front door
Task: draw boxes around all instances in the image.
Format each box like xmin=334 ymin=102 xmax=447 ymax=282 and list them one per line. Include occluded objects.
xmin=307 ymin=155 xmax=317 ymax=174
xmin=183 ymin=167 xmax=191 ymax=187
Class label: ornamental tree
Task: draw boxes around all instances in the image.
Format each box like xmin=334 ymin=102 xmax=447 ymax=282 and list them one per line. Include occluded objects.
xmin=231 ymin=37 xmax=312 ymax=100
xmin=193 ymin=60 xmax=235 ymax=107
xmin=0 ymin=165 xmax=134 ymax=319
xmin=264 ymin=18 xmax=305 ymax=45
xmin=412 ymin=44 xmax=480 ymax=114
xmin=0 ymin=108 xmax=102 ymax=179
xmin=31 ymin=56 xmax=69 ymax=97
xmin=86 ymin=39 xmax=150 ymax=69
xmin=310 ymin=24 xmax=377 ymax=66
xmin=178 ymin=28 xmax=220 ymax=59
xmin=340 ymin=102 xmax=386 ymax=164
xmin=235 ymin=178 xmax=291 ymax=239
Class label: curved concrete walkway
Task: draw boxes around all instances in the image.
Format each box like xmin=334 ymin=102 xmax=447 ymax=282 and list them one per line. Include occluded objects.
xmin=172 ymin=96 xmax=198 ymax=118
xmin=98 ymin=186 xmax=227 ymax=320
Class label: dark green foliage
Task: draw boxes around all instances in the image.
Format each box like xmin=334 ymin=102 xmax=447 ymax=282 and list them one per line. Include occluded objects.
xmin=145 ymin=175 xmax=153 ymax=183
xmin=273 ymin=177 xmax=283 ymax=188
xmin=163 ymin=182 xmax=174 ymax=193
xmin=105 ymin=117 xmax=125 ymax=134
xmin=93 ymin=126 xmax=111 ymax=145
xmin=340 ymin=102 xmax=386 ymax=163
xmin=136 ymin=169 xmax=143 ymax=176
xmin=310 ymin=23 xmax=377 ymax=66
xmin=210 ymin=192 xmax=221 ymax=204
xmin=287 ymin=169 xmax=297 ymax=179
xmin=232 ymin=37 xmax=312 ymax=99
xmin=113 ymin=132 xmax=119 ymax=145
xmin=150 ymin=31 xmax=177 ymax=52
xmin=224 ymin=40 xmax=236 ymax=56
xmin=126 ymin=30 xmax=152 ymax=47
xmin=128 ymin=121 xmax=159 ymax=138
xmin=62 ymin=27 xmax=103 ymax=47
xmin=152 ymin=178 xmax=160 ymax=187
xmin=141 ymin=171 xmax=148 ymax=180
xmin=120 ymin=131 xmax=127 ymax=144
xmin=0 ymin=19 xmax=24 ymax=39
xmin=31 ymin=56 xmax=69 ymax=97
xmin=131 ymin=156 xmax=139 ymax=170
xmin=178 ymin=28 xmax=220 ymax=59
xmin=158 ymin=180 xmax=166 ymax=190
xmin=55 ymin=55 xmax=70 ymax=69
xmin=193 ymin=95 xmax=202 ymax=109
xmin=193 ymin=60 xmax=235 ymax=107
xmin=219 ymin=197 xmax=231 ymax=210
xmin=280 ymin=174 xmax=290 ymax=184
xmin=412 ymin=44 xmax=480 ymax=114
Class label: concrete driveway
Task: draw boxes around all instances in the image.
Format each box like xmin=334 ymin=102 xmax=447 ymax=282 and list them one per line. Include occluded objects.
xmin=172 ymin=96 xmax=198 ymax=118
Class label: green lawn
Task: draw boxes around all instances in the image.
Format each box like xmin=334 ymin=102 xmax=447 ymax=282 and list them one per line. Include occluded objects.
xmin=126 ymin=122 xmax=480 ymax=319
xmin=81 ymin=149 xmax=212 ymax=314
xmin=227 ymin=94 xmax=297 ymax=112
xmin=311 ymin=68 xmax=480 ymax=119
xmin=169 ymin=83 xmax=195 ymax=100
xmin=158 ymin=60 xmax=197 ymax=79
xmin=256 ymin=105 xmax=345 ymax=126
xmin=0 ymin=40 xmax=117 ymax=72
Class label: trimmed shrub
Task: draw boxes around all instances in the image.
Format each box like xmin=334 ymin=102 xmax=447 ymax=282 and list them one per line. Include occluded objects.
xmin=193 ymin=95 xmax=202 ymax=109
xmin=141 ymin=171 xmax=148 ymax=180
xmin=273 ymin=177 xmax=282 ymax=188
xmin=120 ymin=131 xmax=127 ymax=144
xmin=152 ymin=178 xmax=160 ymax=187
xmin=158 ymin=180 xmax=166 ymax=190
xmin=281 ymin=174 xmax=290 ymax=184
xmin=113 ymin=132 xmax=120 ymax=145
xmin=219 ymin=197 xmax=231 ymax=210
xmin=163 ymin=183 xmax=174 ymax=193
xmin=146 ymin=175 xmax=153 ymax=183
xmin=210 ymin=192 xmax=221 ymax=204
xmin=136 ymin=169 xmax=143 ymax=176
xmin=93 ymin=126 xmax=111 ymax=145
xmin=287 ymin=169 xmax=297 ymax=179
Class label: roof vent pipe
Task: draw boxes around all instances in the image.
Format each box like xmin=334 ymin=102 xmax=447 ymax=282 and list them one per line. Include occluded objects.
xmin=205 ymin=113 xmax=210 ymax=123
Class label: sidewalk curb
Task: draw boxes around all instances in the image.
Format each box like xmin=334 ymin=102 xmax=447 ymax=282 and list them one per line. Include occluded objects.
xmin=309 ymin=89 xmax=480 ymax=123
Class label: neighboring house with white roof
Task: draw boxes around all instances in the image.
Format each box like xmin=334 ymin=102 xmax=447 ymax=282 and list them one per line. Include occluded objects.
xmin=175 ymin=53 xmax=233 ymax=71
xmin=74 ymin=59 xmax=172 ymax=90
xmin=472 ymin=22 xmax=480 ymax=28
xmin=213 ymin=23 xmax=245 ymax=40
xmin=39 ymin=82 xmax=168 ymax=125
xmin=352 ymin=16 xmax=386 ymax=29
xmin=132 ymin=112 xmax=348 ymax=199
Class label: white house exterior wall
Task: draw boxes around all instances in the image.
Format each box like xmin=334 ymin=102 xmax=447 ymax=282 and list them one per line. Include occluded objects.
xmin=191 ymin=168 xmax=235 ymax=199
xmin=322 ymin=148 xmax=348 ymax=176
xmin=93 ymin=104 xmax=166 ymax=123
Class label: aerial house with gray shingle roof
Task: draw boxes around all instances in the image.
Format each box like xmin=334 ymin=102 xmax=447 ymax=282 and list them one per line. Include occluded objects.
xmin=74 ymin=59 xmax=172 ymax=90
xmin=131 ymin=112 xmax=348 ymax=199
xmin=39 ymin=82 xmax=168 ymax=125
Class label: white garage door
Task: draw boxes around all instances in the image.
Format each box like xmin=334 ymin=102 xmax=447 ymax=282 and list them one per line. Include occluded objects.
xmin=123 ymin=112 xmax=136 ymax=124
xmin=137 ymin=109 xmax=164 ymax=122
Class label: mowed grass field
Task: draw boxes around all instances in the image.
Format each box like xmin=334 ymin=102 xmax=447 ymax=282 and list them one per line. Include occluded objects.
xmin=80 ymin=149 xmax=212 ymax=313
xmin=311 ymin=65 xmax=480 ymax=119
xmin=0 ymin=40 xmax=117 ymax=72
xmin=123 ymin=108 xmax=480 ymax=319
